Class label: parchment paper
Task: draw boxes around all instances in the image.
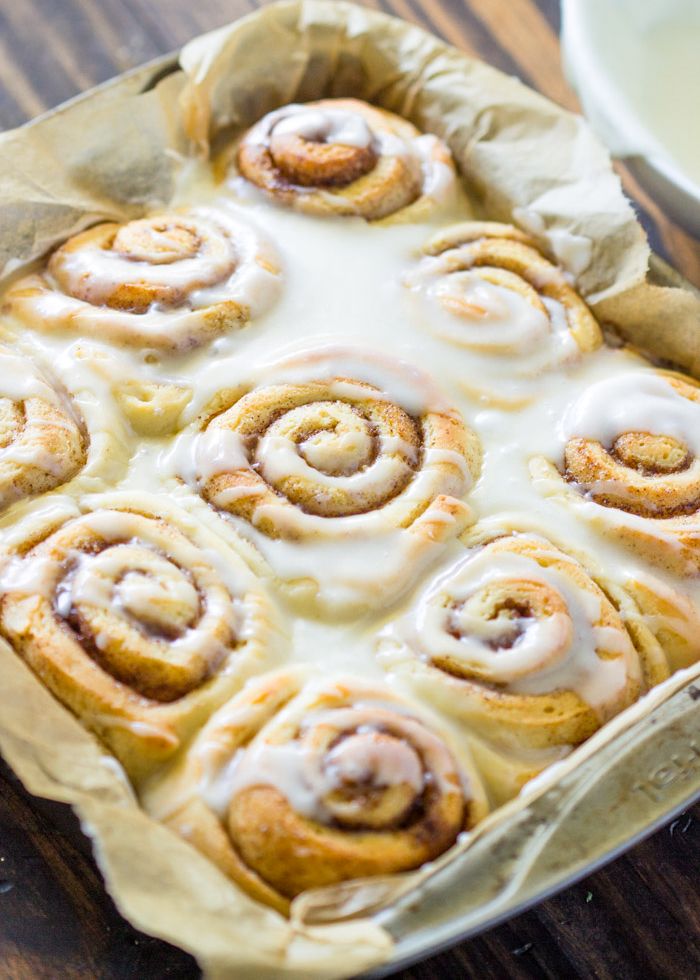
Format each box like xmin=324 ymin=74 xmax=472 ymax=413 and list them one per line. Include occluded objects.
xmin=1 ymin=2 xmax=700 ymax=977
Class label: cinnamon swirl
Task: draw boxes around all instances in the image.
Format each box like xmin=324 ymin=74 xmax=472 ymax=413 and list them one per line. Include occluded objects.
xmin=144 ymin=669 xmax=489 ymax=914
xmin=403 ymin=222 xmax=601 ymax=408
xmin=622 ymin=570 xmax=700 ymax=672
xmin=0 ymin=348 xmax=85 ymax=514
xmin=113 ymin=381 xmax=192 ymax=437
xmin=235 ymin=99 xmax=455 ymax=222
xmin=4 ymin=207 xmax=281 ymax=352
xmin=531 ymin=368 xmax=700 ymax=575
xmin=0 ymin=495 xmax=281 ymax=782
xmin=170 ymin=349 xmax=480 ymax=614
xmin=378 ymin=533 xmax=668 ymax=778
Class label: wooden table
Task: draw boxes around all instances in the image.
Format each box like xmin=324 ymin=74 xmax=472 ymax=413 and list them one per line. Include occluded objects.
xmin=0 ymin=2 xmax=698 ymax=978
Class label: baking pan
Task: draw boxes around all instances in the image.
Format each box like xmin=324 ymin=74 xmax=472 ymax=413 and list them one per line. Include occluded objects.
xmin=1 ymin=7 xmax=700 ymax=975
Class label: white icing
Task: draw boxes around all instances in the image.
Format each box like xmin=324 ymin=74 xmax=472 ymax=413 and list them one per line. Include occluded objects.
xmin=559 ymin=371 xmax=700 ymax=453
xmin=0 ymin=555 xmax=60 ymax=597
xmin=253 ymin=347 xmax=454 ymax=417
xmin=403 ymin=254 xmax=581 ymax=392
xmin=272 ymin=108 xmax=373 ymax=149
xmin=414 ymin=135 xmax=456 ymax=204
xmin=325 ymin=732 xmax=423 ymax=792
xmin=256 ymin=432 xmax=412 ymax=495
xmin=57 ymin=216 xmax=237 ymax=300
xmin=5 ymin=509 xmax=243 ymax=676
xmin=0 ymin=137 xmax=693 ymax=782
xmin=250 ymin=104 xmax=405 ymax=163
xmin=241 ymin=102 xmax=455 ymax=213
xmin=0 ymin=352 xmax=59 ymax=404
xmin=0 ymin=352 xmax=87 ymax=507
xmin=161 ymin=426 xmax=249 ymax=484
xmin=198 ymin=699 xmax=456 ymax=823
xmin=71 ymin=548 xmax=199 ymax=627
xmin=19 ymin=205 xmax=281 ymax=347
xmin=626 ymin=569 xmax=700 ymax=649
xmin=422 ymin=270 xmax=552 ymax=352
xmin=0 ymin=432 xmax=73 ymax=477
xmin=381 ymin=541 xmax=639 ymax=715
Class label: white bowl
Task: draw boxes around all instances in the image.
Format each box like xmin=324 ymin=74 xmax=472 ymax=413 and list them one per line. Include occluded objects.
xmin=561 ymin=0 xmax=700 ymax=237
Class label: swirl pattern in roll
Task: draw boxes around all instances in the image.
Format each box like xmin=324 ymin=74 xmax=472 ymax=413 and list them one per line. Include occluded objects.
xmin=0 ymin=348 xmax=85 ymax=513
xmin=378 ymin=533 xmax=669 ymax=767
xmin=0 ymin=496 xmax=280 ymax=781
xmin=144 ymin=669 xmax=489 ymax=914
xmin=235 ymin=99 xmax=455 ymax=222
xmin=531 ymin=369 xmax=700 ymax=574
xmin=405 ymin=222 xmax=601 ymax=379
xmin=621 ymin=569 xmax=700 ymax=673
xmin=175 ymin=350 xmax=480 ymax=613
xmin=4 ymin=207 xmax=281 ymax=351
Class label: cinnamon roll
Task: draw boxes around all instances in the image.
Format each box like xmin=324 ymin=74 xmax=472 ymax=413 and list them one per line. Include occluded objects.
xmin=113 ymin=381 xmax=192 ymax=437
xmin=172 ymin=349 xmax=480 ymax=614
xmin=623 ymin=570 xmax=700 ymax=672
xmin=4 ymin=207 xmax=281 ymax=352
xmin=0 ymin=495 xmax=280 ymax=782
xmin=404 ymin=222 xmax=601 ymax=405
xmin=144 ymin=669 xmax=489 ymax=914
xmin=378 ymin=533 xmax=669 ymax=774
xmin=531 ymin=368 xmax=700 ymax=575
xmin=0 ymin=348 xmax=85 ymax=513
xmin=234 ymin=99 xmax=455 ymax=222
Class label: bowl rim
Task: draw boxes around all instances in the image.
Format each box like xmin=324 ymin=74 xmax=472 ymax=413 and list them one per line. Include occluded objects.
xmin=561 ymin=0 xmax=700 ymax=209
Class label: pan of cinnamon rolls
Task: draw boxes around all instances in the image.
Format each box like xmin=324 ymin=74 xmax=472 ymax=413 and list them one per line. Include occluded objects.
xmin=1 ymin=84 xmax=699 ymax=939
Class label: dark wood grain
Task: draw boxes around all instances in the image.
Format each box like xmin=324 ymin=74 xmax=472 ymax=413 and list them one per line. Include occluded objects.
xmin=0 ymin=1 xmax=698 ymax=978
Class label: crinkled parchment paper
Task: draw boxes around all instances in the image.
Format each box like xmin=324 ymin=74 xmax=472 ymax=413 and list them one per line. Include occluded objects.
xmin=1 ymin=2 xmax=700 ymax=977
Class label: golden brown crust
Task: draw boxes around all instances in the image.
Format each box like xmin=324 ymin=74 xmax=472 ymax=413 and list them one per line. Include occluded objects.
xmin=4 ymin=209 xmax=281 ymax=352
xmin=200 ymin=376 xmax=479 ymax=539
xmin=236 ymin=98 xmax=453 ymax=222
xmin=0 ymin=500 xmax=278 ymax=783
xmin=379 ymin=533 xmax=669 ymax=752
xmin=419 ymin=221 xmax=602 ymax=354
xmin=533 ymin=369 xmax=700 ymax=575
xmin=146 ymin=670 xmax=488 ymax=913
xmin=50 ymin=219 xmax=232 ymax=313
xmin=0 ymin=393 xmax=85 ymax=512
xmin=616 ymin=573 xmax=700 ymax=673
xmin=226 ymin=780 xmax=464 ymax=898
xmin=564 ymin=373 xmax=700 ymax=518
xmin=259 ymin=130 xmax=378 ymax=188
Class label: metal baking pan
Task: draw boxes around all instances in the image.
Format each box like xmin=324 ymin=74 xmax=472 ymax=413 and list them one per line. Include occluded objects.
xmin=1 ymin=23 xmax=700 ymax=978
